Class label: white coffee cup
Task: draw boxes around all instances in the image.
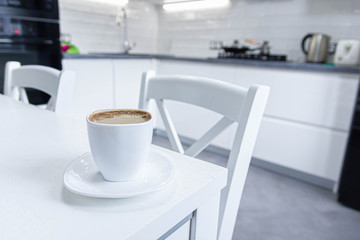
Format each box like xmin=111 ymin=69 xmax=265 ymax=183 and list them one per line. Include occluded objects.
xmin=86 ymin=109 xmax=153 ymax=182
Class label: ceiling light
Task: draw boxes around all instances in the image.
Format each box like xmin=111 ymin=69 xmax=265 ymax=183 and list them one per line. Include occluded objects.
xmin=163 ymin=0 xmax=230 ymax=12
xmin=85 ymin=0 xmax=129 ymax=6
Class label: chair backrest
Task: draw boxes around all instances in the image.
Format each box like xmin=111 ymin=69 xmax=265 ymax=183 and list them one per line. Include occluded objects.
xmin=139 ymin=70 xmax=270 ymax=240
xmin=4 ymin=61 xmax=75 ymax=115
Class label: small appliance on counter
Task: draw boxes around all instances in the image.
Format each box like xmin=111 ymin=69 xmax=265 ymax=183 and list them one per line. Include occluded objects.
xmin=301 ymin=33 xmax=335 ymax=63
xmin=211 ymin=39 xmax=287 ymax=62
xmin=334 ymin=40 xmax=360 ymax=66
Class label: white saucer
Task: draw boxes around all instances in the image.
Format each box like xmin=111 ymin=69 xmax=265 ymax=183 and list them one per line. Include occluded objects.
xmin=63 ymin=149 xmax=176 ymax=198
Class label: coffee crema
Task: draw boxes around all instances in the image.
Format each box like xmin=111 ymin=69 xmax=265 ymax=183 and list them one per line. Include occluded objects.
xmin=89 ymin=110 xmax=151 ymax=124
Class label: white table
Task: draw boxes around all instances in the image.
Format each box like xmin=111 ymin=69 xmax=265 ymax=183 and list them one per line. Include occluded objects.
xmin=0 ymin=94 xmax=227 ymax=240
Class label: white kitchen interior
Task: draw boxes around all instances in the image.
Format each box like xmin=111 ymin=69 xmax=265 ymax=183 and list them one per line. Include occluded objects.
xmin=60 ymin=0 xmax=360 ymax=187
xmin=57 ymin=1 xmax=360 ymax=238
xmin=1 ymin=0 xmax=360 ymax=239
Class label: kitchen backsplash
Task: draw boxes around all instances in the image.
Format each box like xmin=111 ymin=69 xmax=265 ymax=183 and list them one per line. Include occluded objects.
xmin=157 ymin=0 xmax=360 ymax=61
xmin=60 ymin=0 xmax=360 ymax=61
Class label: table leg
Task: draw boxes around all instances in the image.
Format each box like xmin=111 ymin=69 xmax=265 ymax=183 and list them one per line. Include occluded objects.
xmin=189 ymin=191 xmax=221 ymax=240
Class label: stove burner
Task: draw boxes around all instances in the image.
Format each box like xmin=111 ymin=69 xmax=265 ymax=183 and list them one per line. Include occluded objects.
xmin=218 ymin=52 xmax=287 ymax=62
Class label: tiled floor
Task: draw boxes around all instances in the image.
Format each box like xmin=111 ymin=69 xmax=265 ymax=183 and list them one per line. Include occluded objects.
xmin=152 ymin=135 xmax=360 ymax=240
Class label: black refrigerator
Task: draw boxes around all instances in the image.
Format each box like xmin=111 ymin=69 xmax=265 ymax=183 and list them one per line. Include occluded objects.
xmin=338 ymin=82 xmax=360 ymax=211
xmin=0 ymin=0 xmax=62 ymax=104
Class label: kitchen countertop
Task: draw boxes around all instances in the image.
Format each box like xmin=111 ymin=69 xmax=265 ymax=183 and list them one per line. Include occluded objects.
xmin=63 ymin=53 xmax=360 ymax=74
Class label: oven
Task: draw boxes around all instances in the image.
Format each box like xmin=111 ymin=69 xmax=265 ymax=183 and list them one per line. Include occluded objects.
xmin=0 ymin=0 xmax=61 ymax=104
xmin=0 ymin=0 xmax=58 ymax=18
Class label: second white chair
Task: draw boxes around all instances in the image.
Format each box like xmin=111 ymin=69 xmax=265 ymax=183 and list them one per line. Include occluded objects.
xmin=139 ymin=71 xmax=270 ymax=240
xmin=4 ymin=61 xmax=75 ymax=115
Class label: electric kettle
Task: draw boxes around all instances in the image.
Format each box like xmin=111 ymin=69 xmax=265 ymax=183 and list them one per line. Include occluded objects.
xmin=301 ymin=33 xmax=331 ymax=63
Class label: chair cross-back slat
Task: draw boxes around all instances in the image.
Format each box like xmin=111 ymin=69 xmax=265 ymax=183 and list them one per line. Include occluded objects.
xmin=184 ymin=117 xmax=233 ymax=157
xmin=155 ymin=99 xmax=184 ymax=154
xmin=156 ymin=97 xmax=234 ymax=157
xmin=19 ymin=87 xmax=30 ymax=103
xmin=139 ymin=70 xmax=270 ymax=240
xmin=4 ymin=61 xmax=75 ymax=115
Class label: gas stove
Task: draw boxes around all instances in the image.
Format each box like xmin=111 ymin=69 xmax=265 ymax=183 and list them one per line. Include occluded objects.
xmin=218 ymin=52 xmax=287 ymax=62
xmin=211 ymin=39 xmax=287 ymax=62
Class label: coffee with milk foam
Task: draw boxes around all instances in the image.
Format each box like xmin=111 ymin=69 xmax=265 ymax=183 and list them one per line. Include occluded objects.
xmin=89 ymin=110 xmax=151 ymax=124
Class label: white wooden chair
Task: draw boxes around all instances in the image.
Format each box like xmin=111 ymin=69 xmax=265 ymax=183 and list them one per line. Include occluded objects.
xmin=4 ymin=61 xmax=75 ymax=115
xmin=139 ymin=71 xmax=270 ymax=240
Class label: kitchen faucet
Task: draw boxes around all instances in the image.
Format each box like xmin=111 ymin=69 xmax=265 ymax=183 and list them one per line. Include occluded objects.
xmin=116 ymin=7 xmax=134 ymax=54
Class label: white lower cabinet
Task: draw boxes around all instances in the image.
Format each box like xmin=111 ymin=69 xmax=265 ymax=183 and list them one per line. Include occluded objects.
xmin=254 ymin=116 xmax=349 ymax=181
xmin=62 ymin=59 xmax=114 ymax=122
xmin=63 ymin=58 xmax=155 ymax=121
xmin=63 ymin=57 xmax=360 ymax=188
xmin=156 ymin=60 xmax=359 ymax=187
xmin=157 ymin=60 xmax=359 ymax=131
xmin=113 ymin=59 xmax=156 ymax=108
xmin=233 ymin=67 xmax=359 ymax=131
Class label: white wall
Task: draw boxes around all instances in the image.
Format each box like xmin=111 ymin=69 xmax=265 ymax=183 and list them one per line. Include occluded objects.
xmin=157 ymin=0 xmax=360 ymax=61
xmin=59 ymin=0 xmax=360 ymax=61
xmin=59 ymin=0 xmax=158 ymax=54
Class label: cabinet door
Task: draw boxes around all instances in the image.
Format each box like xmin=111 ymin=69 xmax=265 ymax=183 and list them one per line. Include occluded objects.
xmin=113 ymin=59 xmax=156 ymax=109
xmin=62 ymin=59 xmax=114 ymax=122
xmin=155 ymin=60 xmax=359 ymax=184
xmin=233 ymin=66 xmax=359 ymax=131
xmin=254 ymin=116 xmax=349 ymax=181
xmin=157 ymin=60 xmax=236 ymax=83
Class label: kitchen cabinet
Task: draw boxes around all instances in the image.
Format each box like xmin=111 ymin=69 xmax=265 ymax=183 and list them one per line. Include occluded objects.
xmin=63 ymin=58 xmax=155 ymax=122
xmin=113 ymin=59 xmax=156 ymax=108
xmin=62 ymin=59 xmax=114 ymax=122
xmin=63 ymin=56 xmax=360 ymax=190
xmin=255 ymin=117 xmax=348 ymax=181
xmin=156 ymin=60 xmax=359 ymax=189
xmin=157 ymin=60 xmax=358 ymax=131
